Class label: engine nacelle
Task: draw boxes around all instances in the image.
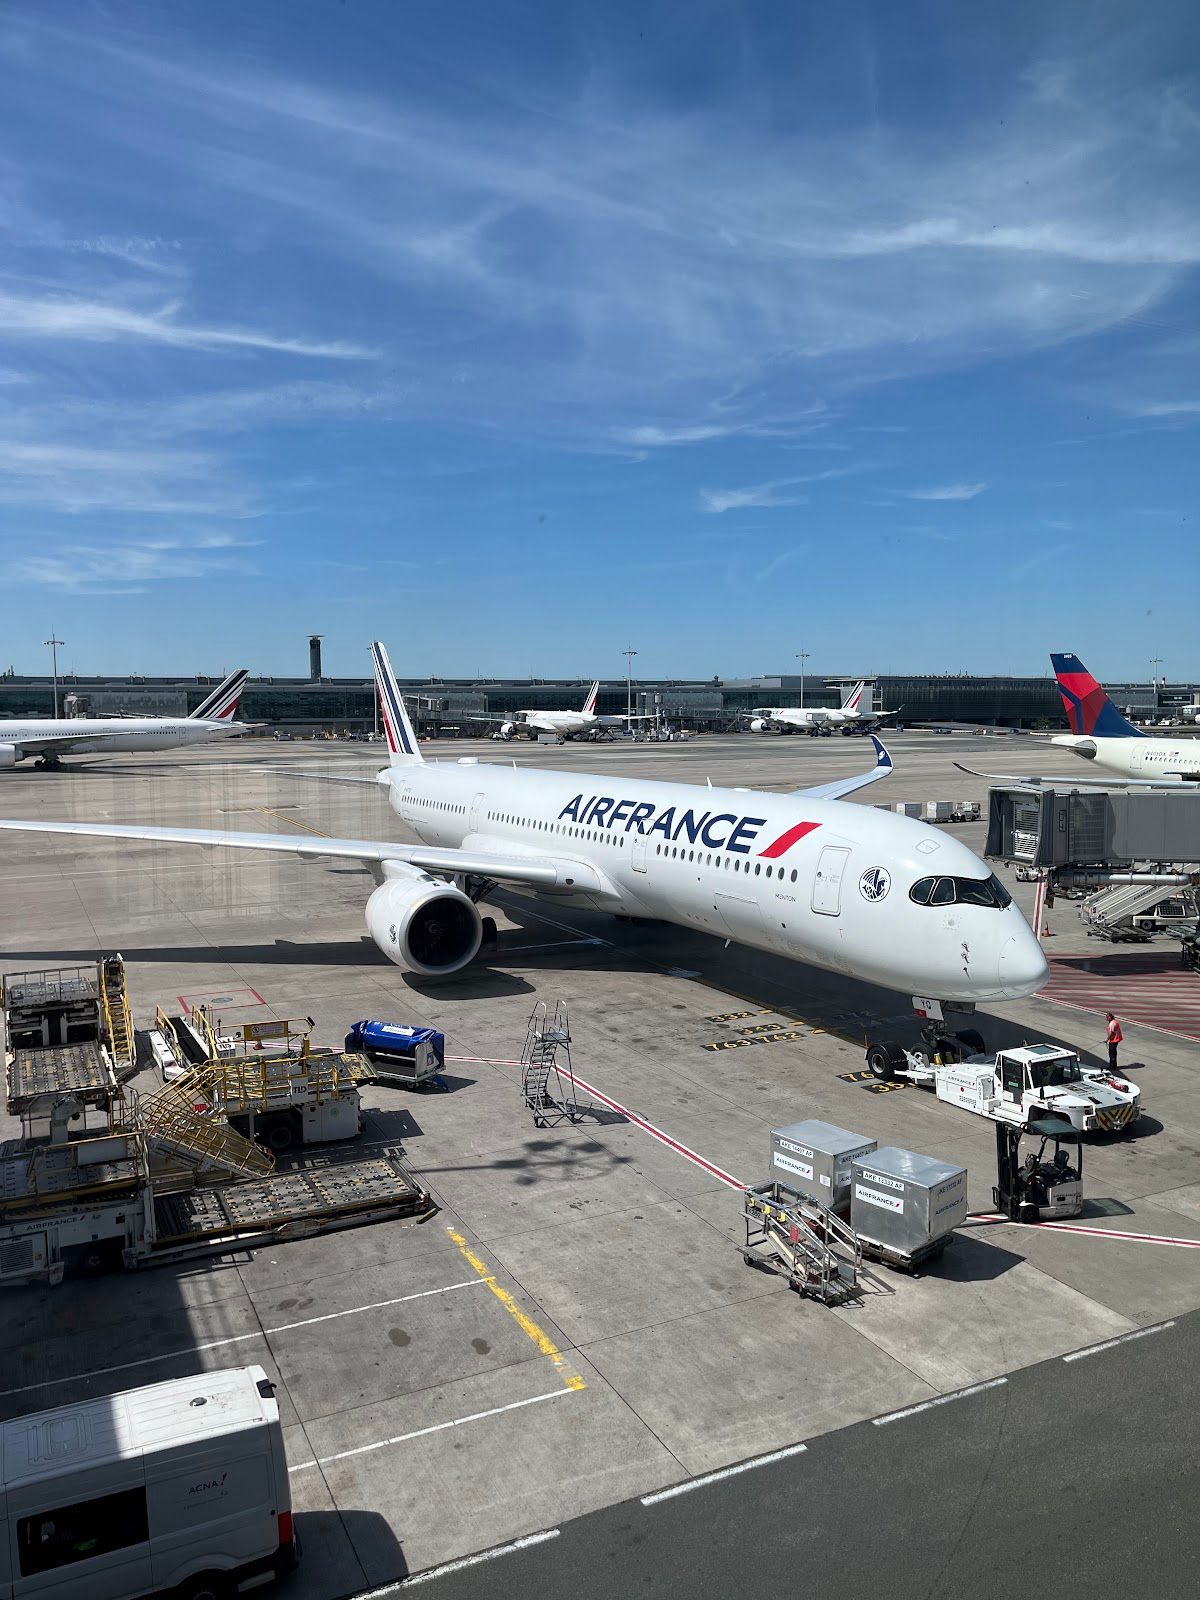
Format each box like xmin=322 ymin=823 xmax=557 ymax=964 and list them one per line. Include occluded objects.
xmin=498 ymin=722 xmax=517 ymax=740
xmin=0 ymin=744 xmax=18 ymax=768
xmin=749 ymin=718 xmax=771 ymax=734
xmin=365 ymin=873 xmax=483 ymax=977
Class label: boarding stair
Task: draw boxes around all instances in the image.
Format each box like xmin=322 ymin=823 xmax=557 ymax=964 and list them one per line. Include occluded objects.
xmin=521 ymin=1001 xmax=590 ymax=1127
xmin=740 ymin=1180 xmax=862 ymax=1304
xmin=100 ymin=956 xmax=137 ymax=1080
xmin=1082 ymin=881 xmax=1192 ymax=942
xmin=141 ymin=1073 xmax=274 ymax=1181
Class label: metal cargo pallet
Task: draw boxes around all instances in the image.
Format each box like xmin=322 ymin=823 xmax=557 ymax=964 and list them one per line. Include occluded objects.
xmin=5 ymin=1043 xmax=115 ymax=1115
xmin=152 ymin=1143 xmax=432 ymax=1244
xmin=0 ymin=1141 xmax=143 ymax=1213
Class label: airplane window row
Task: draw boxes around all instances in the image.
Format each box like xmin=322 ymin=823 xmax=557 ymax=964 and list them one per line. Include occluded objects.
xmin=909 ymin=874 xmax=1012 ymax=909
xmin=653 ymin=843 xmax=798 ymax=881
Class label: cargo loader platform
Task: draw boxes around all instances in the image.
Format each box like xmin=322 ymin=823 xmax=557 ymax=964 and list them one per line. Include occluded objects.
xmin=150 ymin=1143 xmax=433 ymax=1251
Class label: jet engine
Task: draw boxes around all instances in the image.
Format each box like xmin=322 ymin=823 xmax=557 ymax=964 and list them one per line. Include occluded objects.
xmin=498 ymin=722 xmax=517 ymax=740
xmin=0 ymin=744 xmax=18 ymax=768
xmin=748 ymin=719 xmax=773 ymax=734
xmin=365 ymin=872 xmax=483 ymax=976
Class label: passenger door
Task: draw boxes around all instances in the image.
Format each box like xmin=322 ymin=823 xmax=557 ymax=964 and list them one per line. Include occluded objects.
xmin=811 ymin=847 xmax=851 ymax=916
xmin=631 ymin=833 xmax=648 ymax=873
xmin=469 ymin=791 xmax=485 ymax=832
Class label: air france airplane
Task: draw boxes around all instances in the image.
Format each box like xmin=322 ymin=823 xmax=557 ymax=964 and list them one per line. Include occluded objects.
xmin=750 ymin=682 xmax=897 ymax=737
xmin=488 ymin=682 xmax=654 ymax=741
xmin=0 ymin=669 xmax=249 ymax=768
xmin=0 ymin=644 xmax=1048 ymax=1026
xmin=958 ymin=653 xmax=1200 ymax=788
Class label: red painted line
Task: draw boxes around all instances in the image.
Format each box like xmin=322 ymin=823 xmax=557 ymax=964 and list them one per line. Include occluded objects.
xmin=758 ymin=820 xmax=821 ymax=859
xmin=967 ymin=1211 xmax=1200 ymax=1249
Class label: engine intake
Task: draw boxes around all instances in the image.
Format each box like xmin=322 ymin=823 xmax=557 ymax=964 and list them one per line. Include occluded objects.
xmin=0 ymin=744 xmax=17 ymax=768
xmin=365 ymin=873 xmax=483 ymax=977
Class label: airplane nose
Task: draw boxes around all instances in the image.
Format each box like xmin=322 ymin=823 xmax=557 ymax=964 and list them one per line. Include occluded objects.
xmin=998 ymin=933 xmax=1050 ymax=997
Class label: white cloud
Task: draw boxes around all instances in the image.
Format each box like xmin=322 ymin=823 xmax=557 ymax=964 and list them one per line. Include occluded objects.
xmin=10 ymin=535 xmax=258 ymax=592
xmin=0 ymin=290 xmax=375 ymax=360
xmin=1124 ymin=398 xmax=1200 ymax=417
xmin=700 ymin=478 xmax=810 ymax=514
xmin=901 ymin=482 xmax=988 ymax=502
xmin=0 ymin=439 xmax=257 ymax=516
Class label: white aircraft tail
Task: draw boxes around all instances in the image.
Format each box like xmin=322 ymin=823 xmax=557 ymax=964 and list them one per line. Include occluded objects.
xmin=841 ymin=681 xmax=866 ymax=714
xmin=371 ymin=642 xmax=423 ymax=766
xmin=190 ymin=669 xmax=248 ymax=722
xmin=582 ymin=681 xmax=600 ymax=717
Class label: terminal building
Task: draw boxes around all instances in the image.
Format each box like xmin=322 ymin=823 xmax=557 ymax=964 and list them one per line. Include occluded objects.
xmin=1 ymin=639 xmax=1196 ymax=735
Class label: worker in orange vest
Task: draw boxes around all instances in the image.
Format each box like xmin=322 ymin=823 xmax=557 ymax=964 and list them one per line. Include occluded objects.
xmin=1105 ymin=1012 xmax=1123 ymax=1071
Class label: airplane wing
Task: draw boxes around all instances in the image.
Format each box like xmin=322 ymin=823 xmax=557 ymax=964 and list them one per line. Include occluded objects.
xmin=0 ymin=818 xmax=607 ymax=891
xmin=795 ymin=735 xmax=894 ymax=800
xmin=248 ymin=766 xmax=385 ymax=786
xmin=953 ymin=762 xmax=1195 ymax=790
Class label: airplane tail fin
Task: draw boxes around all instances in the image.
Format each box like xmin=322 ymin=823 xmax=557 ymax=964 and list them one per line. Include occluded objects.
xmin=582 ymin=680 xmax=600 ymax=716
xmin=371 ymin=641 xmax=424 ymax=765
xmin=191 ymin=669 xmax=248 ymax=722
xmin=842 ymin=681 xmax=866 ymax=713
xmin=1050 ymin=652 xmax=1144 ymax=739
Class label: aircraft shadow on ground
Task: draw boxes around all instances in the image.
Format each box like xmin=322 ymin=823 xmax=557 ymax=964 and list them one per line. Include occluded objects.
xmin=417 ymin=1133 xmax=634 ymax=1187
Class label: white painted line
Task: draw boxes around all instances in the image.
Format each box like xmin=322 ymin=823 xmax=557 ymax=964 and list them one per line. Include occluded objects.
xmin=0 ymin=1279 xmax=486 ymax=1401
xmin=1063 ymin=1321 xmax=1175 ymax=1363
xmin=290 ymin=1385 xmax=579 ymax=1474
xmin=389 ymin=1529 xmax=561 ymax=1590
xmin=872 ymin=1377 xmax=1007 ymax=1426
xmin=640 ymin=1442 xmax=808 ymax=1506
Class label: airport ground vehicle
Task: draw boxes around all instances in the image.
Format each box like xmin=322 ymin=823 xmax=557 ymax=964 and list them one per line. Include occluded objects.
xmin=864 ymin=1039 xmax=1141 ymax=1133
xmin=993 ymin=1118 xmax=1084 ymax=1220
xmin=0 ymin=1365 xmax=297 ymax=1598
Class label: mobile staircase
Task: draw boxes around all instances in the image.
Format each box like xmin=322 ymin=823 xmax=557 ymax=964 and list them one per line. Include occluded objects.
xmin=140 ymin=1076 xmax=275 ymax=1182
xmin=741 ymin=1180 xmax=862 ymax=1304
xmin=1082 ymin=880 xmax=1191 ymax=942
xmin=521 ymin=1001 xmax=591 ymax=1127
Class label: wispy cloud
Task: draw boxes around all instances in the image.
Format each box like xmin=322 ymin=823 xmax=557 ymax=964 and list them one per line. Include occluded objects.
xmin=901 ymin=482 xmax=988 ymax=502
xmin=0 ymin=290 xmax=375 ymax=359
xmin=10 ymin=534 xmax=259 ymax=593
xmin=700 ymin=478 xmax=810 ymax=514
xmin=0 ymin=440 xmax=258 ymax=516
xmin=1123 ymin=398 xmax=1200 ymax=417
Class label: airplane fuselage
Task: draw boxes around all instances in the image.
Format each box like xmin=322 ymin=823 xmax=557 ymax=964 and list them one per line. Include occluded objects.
xmin=381 ymin=756 xmax=1047 ymax=1003
xmin=0 ymin=718 xmax=243 ymax=762
xmin=1051 ymin=734 xmax=1200 ymax=781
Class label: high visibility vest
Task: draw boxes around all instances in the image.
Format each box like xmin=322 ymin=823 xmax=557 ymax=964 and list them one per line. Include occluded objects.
xmin=1107 ymin=1018 xmax=1123 ymax=1044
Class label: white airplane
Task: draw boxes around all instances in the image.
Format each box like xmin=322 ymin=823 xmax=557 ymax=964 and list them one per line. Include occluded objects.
xmin=486 ymin=682 xmax=654 ymax=741
xmin=0 ymin=644 xmax=1048 ymax=1035
xmin=0 ymin=669 xmax=249 ymax=768
xmin=957 ymin=653 xmax=1200 ymax=789
xmin=750 ymin=681 xmax=895 ymax=736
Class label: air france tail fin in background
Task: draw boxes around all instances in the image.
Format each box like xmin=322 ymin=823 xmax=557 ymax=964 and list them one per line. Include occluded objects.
xmin=190 ymin=669 xmax=248 ymax=722
xmin=582 ymin=681 xmax=600 ymax=716
xmin=842 ymin=681 xmax=866 ymax=713
xmin=1051 ymin=653 xmax=1145 ymax=739
xmin=371 ymin=641 xmax=424 ymax=765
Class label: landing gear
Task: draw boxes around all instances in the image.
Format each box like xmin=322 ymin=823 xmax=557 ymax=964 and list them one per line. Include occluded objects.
xmin=35 ymin=755 xmax=63 ymax=769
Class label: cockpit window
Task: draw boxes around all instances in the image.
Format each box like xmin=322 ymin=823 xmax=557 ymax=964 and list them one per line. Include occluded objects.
xmin=909 ymin=873 xmax=1013 ymax=909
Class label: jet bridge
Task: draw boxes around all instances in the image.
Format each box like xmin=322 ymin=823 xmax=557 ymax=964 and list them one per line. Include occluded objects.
xmin=986 ymin=787 xmax=1200 ymax=872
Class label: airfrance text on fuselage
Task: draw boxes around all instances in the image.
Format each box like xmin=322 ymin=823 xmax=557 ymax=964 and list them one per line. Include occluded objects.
xmin=556 ymin=794 xmax=820 ymax=859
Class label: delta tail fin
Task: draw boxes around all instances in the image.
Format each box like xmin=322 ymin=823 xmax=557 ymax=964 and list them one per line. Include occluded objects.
xmin=371 ymin=641 xmax=424 ymax=765
xmin=1050 ymin=652 xmax=1144 ymax=739
xmin=191 ymin=669 xmax=248 ymax=722
xmin=582 ymin=681 xmax=600 ymax=716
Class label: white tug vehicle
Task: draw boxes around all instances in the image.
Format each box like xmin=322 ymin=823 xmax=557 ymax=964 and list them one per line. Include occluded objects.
xmin=865 ymin=1037 xmax=1141 ymax=1134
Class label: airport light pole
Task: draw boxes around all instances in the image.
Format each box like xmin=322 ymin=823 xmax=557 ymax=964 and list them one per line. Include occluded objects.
xmin=623 ymin=646 xmax=637 ymax=724
xmin=795 ymin=651 xmax=809 ymax=709
xmin=44 ymin=635 xmax=64 ymax=720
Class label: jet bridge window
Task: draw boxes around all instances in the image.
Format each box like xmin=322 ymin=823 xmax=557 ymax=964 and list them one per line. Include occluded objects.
xmin=909 ymin=874 xmax=1012 ymax=909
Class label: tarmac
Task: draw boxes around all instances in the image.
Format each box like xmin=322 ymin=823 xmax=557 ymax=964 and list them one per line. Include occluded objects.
xmin=0 ymin=729 xmax=1197 ymax=1594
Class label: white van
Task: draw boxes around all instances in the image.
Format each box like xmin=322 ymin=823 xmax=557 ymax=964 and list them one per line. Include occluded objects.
xmin=0 ymin=1365 xmax=298 ymax=1599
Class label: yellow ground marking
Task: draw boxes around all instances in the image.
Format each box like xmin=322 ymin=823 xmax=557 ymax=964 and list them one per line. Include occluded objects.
xmin=447 ymin=1227 xmax=586 ymax=1392
xmin=256 ymin=806 xmax=333 ymax=838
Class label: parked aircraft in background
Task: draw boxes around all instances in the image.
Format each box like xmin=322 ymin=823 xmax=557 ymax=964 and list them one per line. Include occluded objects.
xmin=0 ymin=643 xmax=1048 ymax=1035
xmin=483 ymin=681 xmax=655 ymax=740
xmin=749 ymin=681 xmax=899 ymax=736
xmin=957 ymin=652 xmax=1200 ymax=788
xmin=0 ymin=669 xmax=249 ymax=768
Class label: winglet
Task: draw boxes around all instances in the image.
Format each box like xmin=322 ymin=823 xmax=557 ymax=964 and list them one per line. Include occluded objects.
xmin=870 ymin=733 xmax=893 ymax=772
xmin=582 ymin=681 xmax=600 ymax=717
xmin=793 ymin=734 xmax=894 ymax=801
xmin=191 ymin=668 xmax=249 ymax=722
xmin=371 ymin=641 xmax=423 ymax=765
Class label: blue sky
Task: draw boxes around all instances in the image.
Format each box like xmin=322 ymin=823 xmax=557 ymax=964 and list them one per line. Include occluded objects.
xmin=1 ymin=0 xmax=1197 ymax=680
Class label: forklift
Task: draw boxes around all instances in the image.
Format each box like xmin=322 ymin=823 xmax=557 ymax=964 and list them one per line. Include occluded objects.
xmin=993 ymin=1116 xmax=1083 ymax=1222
